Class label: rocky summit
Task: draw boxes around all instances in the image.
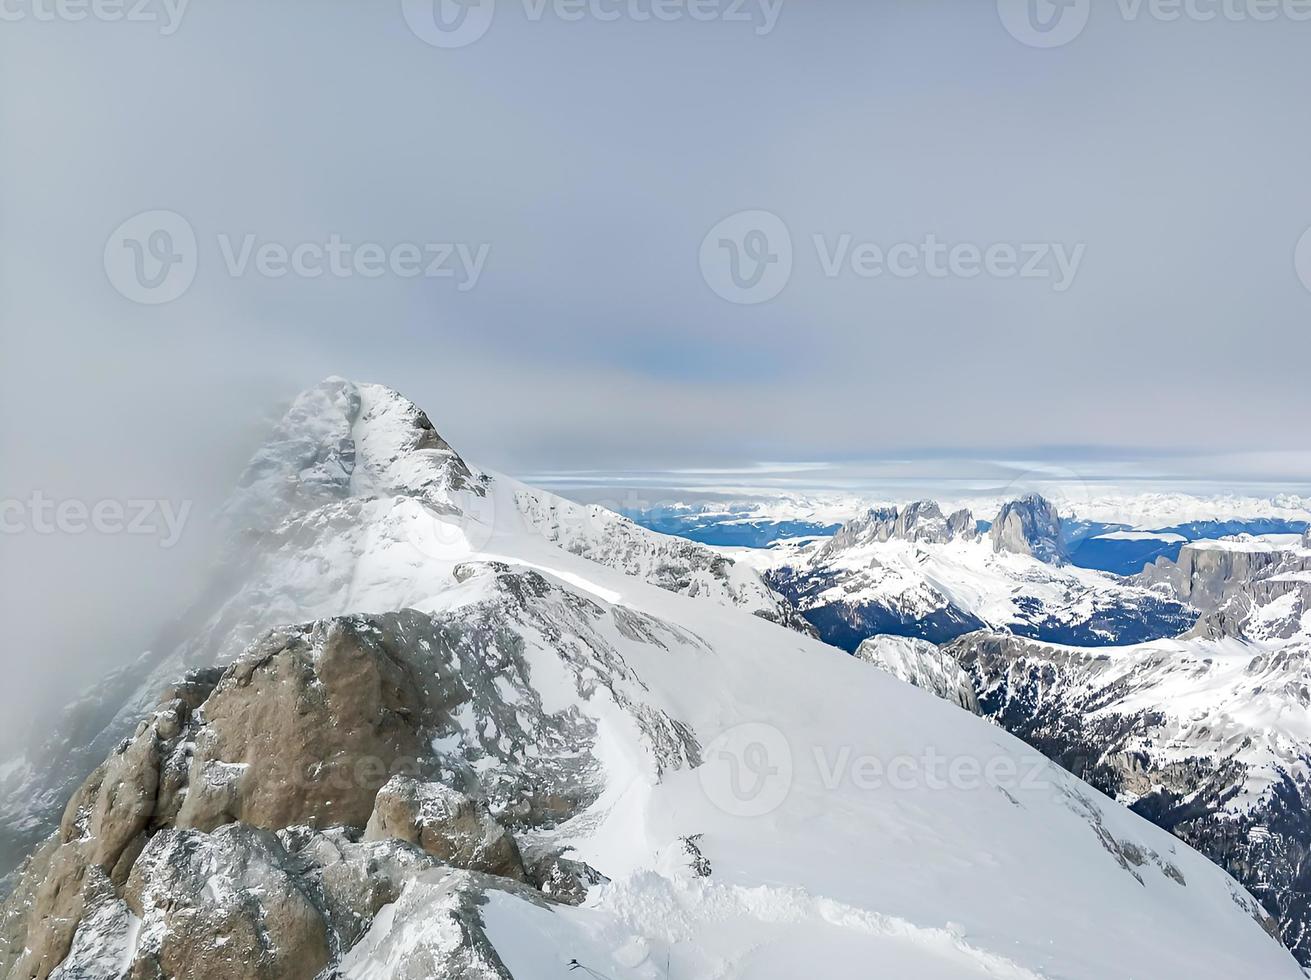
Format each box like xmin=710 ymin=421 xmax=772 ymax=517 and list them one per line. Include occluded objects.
xmin=989 ymin=493 xmax=1068 ymax=565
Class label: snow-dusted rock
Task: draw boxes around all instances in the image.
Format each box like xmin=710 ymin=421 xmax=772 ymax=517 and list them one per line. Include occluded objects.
xmin=855 ymin=635 xmax=980 ymax=713
xmin=989 ymin=493 xmax=1068 ymax=564
xmin=819 ymin=500 xmax=976 ymax=554
xmin=365 ymin=777 xmax=524 ymax=881
xmin=1140 ymin=535 xmax=1310 ymax=612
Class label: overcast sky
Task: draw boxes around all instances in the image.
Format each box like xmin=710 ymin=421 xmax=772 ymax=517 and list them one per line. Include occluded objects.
xmin=3 ymin=0 xmax=1311 ymax=732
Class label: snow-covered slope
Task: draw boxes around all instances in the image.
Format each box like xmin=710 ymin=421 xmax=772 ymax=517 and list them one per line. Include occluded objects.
xmin=768 ymin=499 xmax=1195 ymax=651
xmin=0 ymin=379 xmax=1300 ymax=979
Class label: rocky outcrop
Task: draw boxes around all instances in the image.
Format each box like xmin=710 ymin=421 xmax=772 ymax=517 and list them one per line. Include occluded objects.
xmin=175 ymin=618 xmax=467 ymax=834
xmin=854 ymin=635 xmax=980 ymax=713
xmin=1140 ymin=537 xmax=1302 ymax=612
xmin=989 ymin=494 xmax=1067 ymax=564
xmin=819 ymin=500 xmax=977 ymax=555
xmin=1191 ymin=578 xmax=1311 ymax=641
xmin=364 ymin=778 xmax=524 ymax=881
xmin=0 ymin=614 xmax=478 ymax=980
xmin=0 ymin=578 xmax=666 ymax=980
xmin=1137 ymin=535 xmax=1311 ymax=641
xmin=332 ymin=868 xmax=543 ymax=978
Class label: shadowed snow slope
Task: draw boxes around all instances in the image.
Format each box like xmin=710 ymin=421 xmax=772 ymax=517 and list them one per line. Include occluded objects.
xmin=0 ymin=379 xmax=1301 ymax=979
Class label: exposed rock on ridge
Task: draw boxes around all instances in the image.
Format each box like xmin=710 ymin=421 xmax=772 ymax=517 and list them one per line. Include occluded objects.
xmin=819 ymin=500 xmax=977 ymax=556
xmin=0 ymin=566 xmax=671 ymax=979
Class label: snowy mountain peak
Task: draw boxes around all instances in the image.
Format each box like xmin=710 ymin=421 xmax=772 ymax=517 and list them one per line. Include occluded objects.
xmin=222 ymin=377 xmax=480 ymax=534
xmin=990 ymin=493 xmax=1068 ymax=564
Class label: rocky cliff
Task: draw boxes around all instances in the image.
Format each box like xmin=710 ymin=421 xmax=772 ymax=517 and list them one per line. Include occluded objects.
xmin=989 ymin=494 xmax=1068 ymax=564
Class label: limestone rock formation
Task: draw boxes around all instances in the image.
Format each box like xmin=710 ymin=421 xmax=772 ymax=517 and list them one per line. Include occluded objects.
xmin=0 ymin=604 xmax=578 ymax=980
xmin=989 ymin=494 xmax=1068 ymax=564
xmin=364 ymin=778 xmax=524 ymax=881
xmin=819 ymin=500 xmax=977 ymax=555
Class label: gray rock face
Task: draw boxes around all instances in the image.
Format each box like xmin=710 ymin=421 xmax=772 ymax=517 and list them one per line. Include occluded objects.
xmin=989 ymin=494 xmax=1067 ymax=564
xmin=1140 ymin=537 xmax=1301 ymax=612
xmin=0 ymin=614 xmax=482 ymax=980
xmin=124 ymin=825 xmax=334 ymax=980
xmin=820 ymin=500 xmax=977 ymax=555
xmin=1137 ymin=536 xmax=1311 ymax=641
xmin=175 ymin=617 xmax=467 ymax=834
